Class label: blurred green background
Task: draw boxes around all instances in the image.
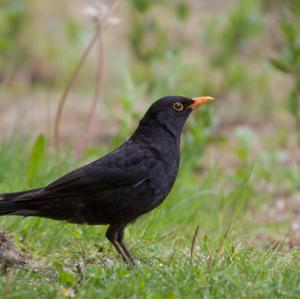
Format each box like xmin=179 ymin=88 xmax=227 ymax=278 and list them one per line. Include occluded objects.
xmin=1 ymin=0 xmax=300 ymax=298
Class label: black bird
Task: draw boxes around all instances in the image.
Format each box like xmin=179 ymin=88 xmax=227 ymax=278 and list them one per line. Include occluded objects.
xmin=0 ymin=96 xmax=213 ymax=265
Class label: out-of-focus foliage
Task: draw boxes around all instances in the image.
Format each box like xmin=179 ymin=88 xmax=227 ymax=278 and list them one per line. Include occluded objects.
xmin=205 ymin=0 xmax=263 ymax=65
xmin=128 ymin=0 xmax=189 ymax=62
xmin=0 ymin=1 xmax=30 ymax=78
xmin=0 ymin=0 xmax=84 ymax=85
xmin=203 ymin=0 xmax=267 ymax=97
xmin=0 ymin=0 xmax=297 ymax=161
xmin=271 ymin=0 xmax=300 ymax=136
xmin=129 ymin=0 xmax=168 ymax=62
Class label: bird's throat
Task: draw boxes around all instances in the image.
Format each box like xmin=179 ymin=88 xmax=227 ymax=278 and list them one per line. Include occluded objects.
xmin=131 ymin=119 xmax=181 ymax=162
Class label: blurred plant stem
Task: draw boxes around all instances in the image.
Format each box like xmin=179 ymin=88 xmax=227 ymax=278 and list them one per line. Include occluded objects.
xmin=75 ymin=24 xmax=103 ymax=157
xmin=54 ymin=23 xmax=101 ymax=155
xmin=54 ymin=0 xmax=122 ymax=157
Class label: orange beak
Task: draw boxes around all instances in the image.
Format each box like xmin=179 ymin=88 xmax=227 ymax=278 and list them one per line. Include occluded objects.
xmin=189 ymin=96 xmax=214 ymax=110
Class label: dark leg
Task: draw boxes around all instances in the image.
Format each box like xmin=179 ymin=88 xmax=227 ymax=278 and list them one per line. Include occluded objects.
xmin=105 ymin=224 xmax=129 ymax=263
xmin=117 ymin=227 xmax=137 ymax=266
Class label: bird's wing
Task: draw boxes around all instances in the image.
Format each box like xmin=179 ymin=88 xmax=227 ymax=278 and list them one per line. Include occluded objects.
xmin=44 ymin=163 xmax=148 ymax=196
xmin=43 ymin=144 xmax=150 ymax=196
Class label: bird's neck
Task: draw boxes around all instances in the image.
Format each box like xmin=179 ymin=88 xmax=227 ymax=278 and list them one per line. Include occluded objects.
xmin=130 ymin=119 xmax=181 ymax=151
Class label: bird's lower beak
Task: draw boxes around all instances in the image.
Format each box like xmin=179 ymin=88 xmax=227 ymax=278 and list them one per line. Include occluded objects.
xmin=189 ymin=96 xmax=214 ymax=110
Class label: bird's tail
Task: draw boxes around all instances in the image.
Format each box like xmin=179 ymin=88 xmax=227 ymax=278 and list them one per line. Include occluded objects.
xmin=0 ymin=201 xmax=18 ymax=215
xmin=0 ymin=188 xmax=42 ymax=215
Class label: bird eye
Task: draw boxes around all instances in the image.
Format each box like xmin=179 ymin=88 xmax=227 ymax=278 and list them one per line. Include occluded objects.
xmin=172 ymin=102 xmax=184 ymax=112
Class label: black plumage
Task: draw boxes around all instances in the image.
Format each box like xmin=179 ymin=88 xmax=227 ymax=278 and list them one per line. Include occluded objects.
xmin=0 ymin=95 xmax=213 ymax=264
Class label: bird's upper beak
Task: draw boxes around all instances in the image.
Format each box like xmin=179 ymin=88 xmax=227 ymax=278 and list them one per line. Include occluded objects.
xmin=189 ymin=96 xmax=214 ymax=110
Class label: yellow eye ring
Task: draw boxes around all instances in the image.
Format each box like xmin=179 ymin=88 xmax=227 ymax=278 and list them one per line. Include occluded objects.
xmin=172 ymin=102 xmax=184 ymax=112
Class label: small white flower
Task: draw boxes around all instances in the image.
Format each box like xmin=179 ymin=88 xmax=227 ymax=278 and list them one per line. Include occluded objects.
xmin=105 ymin=257 xmax=114 ymax=267
xmin=83 ymin=1 xmax=121 ymax=25
xmin=107 ymin=16 xmax=121 ymax=25
xmin=83 ymin=5 xmax=99 ymax=19
xmin=291 ymin=222 xmax=300 ymax=231
xmin=275 ymin=199 xmax=285 ymax=211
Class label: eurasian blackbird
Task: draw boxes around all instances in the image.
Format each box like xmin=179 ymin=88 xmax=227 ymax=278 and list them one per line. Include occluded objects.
xmin=0 ymin=96 xmax=213 ymax=265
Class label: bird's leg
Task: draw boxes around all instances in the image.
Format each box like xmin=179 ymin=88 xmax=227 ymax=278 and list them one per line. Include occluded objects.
xmin=105 ymin=225 xmax=129 ymax=263
xmin=117 ymin=227 xmax=137 ymax=266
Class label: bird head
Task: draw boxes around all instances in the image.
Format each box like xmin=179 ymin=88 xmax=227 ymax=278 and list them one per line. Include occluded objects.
xmin=138 ymin=96 xmax=214 ymax=139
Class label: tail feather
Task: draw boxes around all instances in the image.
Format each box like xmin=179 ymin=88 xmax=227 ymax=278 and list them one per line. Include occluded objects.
xmin=0 ymin=187 xmax=43 ymax=216
xmin=0 ymin=201 xmax=18 ymax=215
xmin=0 ymin=188 xmax=43 ymax=200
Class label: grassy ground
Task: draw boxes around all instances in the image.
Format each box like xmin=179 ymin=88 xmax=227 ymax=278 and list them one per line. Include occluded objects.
xmin=0 ymin=121 xmax=300 ymax=298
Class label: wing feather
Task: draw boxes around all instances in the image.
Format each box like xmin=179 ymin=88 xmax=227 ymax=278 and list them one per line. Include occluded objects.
xmin=44 ymin=144 xmax=149 ymax=196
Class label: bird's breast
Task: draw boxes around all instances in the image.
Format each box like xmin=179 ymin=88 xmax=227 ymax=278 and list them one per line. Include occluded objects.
xmin=142 ymin=150 xmax=179 ymax=209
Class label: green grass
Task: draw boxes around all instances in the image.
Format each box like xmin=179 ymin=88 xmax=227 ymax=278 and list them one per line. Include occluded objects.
xmin=2 ymin=249 xmax=300 ymax=298
xmin=0 ymin=135 xmax=299 ymax=298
